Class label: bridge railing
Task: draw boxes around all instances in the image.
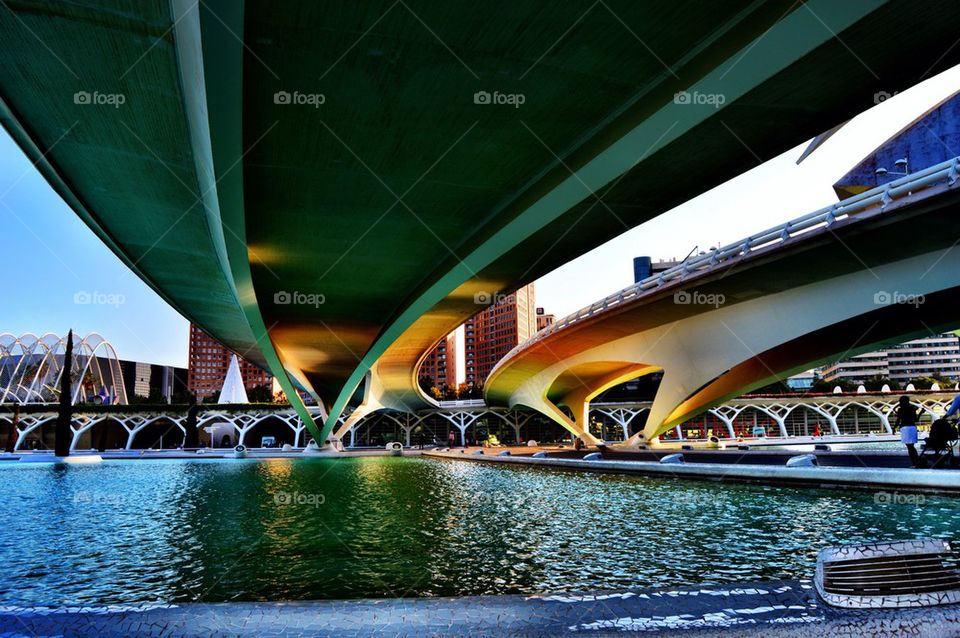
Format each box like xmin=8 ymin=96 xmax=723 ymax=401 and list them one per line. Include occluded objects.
xmin=494 ymin=156 xmax=960 ymax=370
xmin=437 ymin=399 xmax=487 ymax=408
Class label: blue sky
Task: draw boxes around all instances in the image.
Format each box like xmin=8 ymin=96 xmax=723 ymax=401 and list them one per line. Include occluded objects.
xmin=1 ymin=65 xmax=958 ymax=368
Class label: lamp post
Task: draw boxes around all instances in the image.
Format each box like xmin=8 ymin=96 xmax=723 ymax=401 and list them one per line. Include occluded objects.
xmin=875 ymin=155 xmax=910 ymax=178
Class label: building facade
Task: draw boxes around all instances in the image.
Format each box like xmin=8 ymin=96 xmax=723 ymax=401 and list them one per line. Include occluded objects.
xmin=187 ymin=324 xmax=273 ymax=401
xmin=418 ymin=331 xmax=458 ymax=392
xmin=535 ymin=307 xmax=555 ymax=331
xmin=119 ymin=360 xmax=189 ymax=403
xmin=419 ymin=284 xmax=537 ymax=392
xmin=464 ymin=284 xmax=537 ymax=387
xmin=821 ymin=333 xmax=960 ymax=384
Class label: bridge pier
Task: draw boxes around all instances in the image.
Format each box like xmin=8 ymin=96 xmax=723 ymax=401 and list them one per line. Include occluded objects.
xmin=438 ymin=412 xmax=482 ymax=447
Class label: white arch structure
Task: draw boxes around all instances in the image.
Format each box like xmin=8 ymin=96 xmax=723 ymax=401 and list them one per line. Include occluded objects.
xmin=1 ymin=393 xmax=955 ymax=452
xmin=334 ymin=393 xmax=960 ymax=445
xmin=0 ymin=408 xmax=320 ymax=452
xmin=0 ymin=333 xmax=128 ymax=405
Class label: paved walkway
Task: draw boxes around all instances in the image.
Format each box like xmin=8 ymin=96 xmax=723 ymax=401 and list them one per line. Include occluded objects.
xmin=425 ymin=448 xmax=960 ymax=494
xmin=1 ymin=580 xmax=959 ymax=636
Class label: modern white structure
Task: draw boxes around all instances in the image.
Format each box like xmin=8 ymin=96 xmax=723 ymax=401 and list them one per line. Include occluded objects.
xmin=0 ymin=333 xmax=127 ymax=405
xmin=484 ymin=157 xmax=960 ymax=445
xmin=218 ymin=355 xmax=249 ymax=404
xmin=5 ymin=392 xmax=957 ymax=453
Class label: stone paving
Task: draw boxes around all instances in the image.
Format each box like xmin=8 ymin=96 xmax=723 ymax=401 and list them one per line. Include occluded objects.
xmin=2 ymin=579 xmax=960 ymax=637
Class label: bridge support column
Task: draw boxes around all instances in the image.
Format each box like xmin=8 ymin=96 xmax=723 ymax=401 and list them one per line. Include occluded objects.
xmin=511 ymin=365 xmax=656 ymax=448
xmin=125 ymin=425 xmax=137 ymax=450
xmin=330 ymin=372 xmax=389 ymax=447
xmin=828 ymin=416 xmax=840 ymax=436
xmin=596 ymin=408 xmax=644 ymax=442
xmin=773 ymin=416 xmax=788 ymax=438
xmin=438 ymin=412 xmax=480 ymax=446
xmin=712 ymin=412 xmax=735 ymax=439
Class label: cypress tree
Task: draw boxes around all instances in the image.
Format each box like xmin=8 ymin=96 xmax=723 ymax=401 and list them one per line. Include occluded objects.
xmin=54 ymin=329 xmax=74 ymax=457
xmin=184 ymin=401 xmax=199 ymax=448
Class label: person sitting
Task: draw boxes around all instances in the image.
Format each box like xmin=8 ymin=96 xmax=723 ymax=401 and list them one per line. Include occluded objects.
xmin=922 ymin=418 xmax=958 ymax=468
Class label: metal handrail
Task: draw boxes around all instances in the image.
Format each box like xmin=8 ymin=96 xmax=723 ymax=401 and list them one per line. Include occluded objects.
xmin=490 ymin=156 xmax=960 ymax=376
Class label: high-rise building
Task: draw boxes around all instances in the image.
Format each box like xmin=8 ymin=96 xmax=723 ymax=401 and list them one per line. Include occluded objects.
xmin=821 ymin=333 xmax=960 ymax=384
xmin=535 ymin=307 xmax=555 ymax=332
xmin=465 ymin=284 xmax=537 ymax=387
xmin=120 ymin=360 xmax=189 ymax=403
xmin=418 ymin=331 xmax=458 ymax=391
xmin=419 ymin=284 xmax=538 ymax=391
xmin=188 ymin=324 xmax=273 ymax=401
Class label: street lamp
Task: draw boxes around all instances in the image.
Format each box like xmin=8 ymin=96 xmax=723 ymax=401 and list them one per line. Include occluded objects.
xmin=875 ymin=156 xmax=910 ymax=177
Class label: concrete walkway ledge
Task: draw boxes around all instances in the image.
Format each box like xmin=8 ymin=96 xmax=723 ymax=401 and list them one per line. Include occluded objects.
xmin=2 ymin=579 xmax=959 ymax=637
xmin=424 ymin=450 xmax=960 ymax=494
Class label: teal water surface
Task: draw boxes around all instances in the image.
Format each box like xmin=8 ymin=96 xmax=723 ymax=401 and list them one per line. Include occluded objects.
xmin=2 ymin=456 xmax=959 ymax=605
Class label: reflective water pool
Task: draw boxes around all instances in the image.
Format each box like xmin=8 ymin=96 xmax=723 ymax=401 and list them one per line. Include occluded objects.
xmin=2 ymin=456 xmax=959 ymax=605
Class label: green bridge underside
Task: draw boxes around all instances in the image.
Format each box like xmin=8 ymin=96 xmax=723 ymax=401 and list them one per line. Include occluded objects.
xmin=2 ymin=1 xmax=960 ymax=442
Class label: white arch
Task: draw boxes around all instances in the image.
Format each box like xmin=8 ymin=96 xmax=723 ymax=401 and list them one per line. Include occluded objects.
xmin=237 ymin=412 xmax=301 ymax=447
xmin=12 ymin=415 xmax=57 ymax=450
xmin=126 ymin=414 xmax=186 ymax=449
xmin=594 ymin=406 xmax=648 ymax=440
xmin=0 ymin=332 xmax=128 ymax=405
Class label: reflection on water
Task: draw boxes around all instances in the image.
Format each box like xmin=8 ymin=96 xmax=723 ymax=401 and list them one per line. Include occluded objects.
xmin=1 ymin=456 xmax=958 ymax=605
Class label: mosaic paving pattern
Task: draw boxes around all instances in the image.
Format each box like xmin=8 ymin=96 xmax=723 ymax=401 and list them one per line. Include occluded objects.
xmin=2 ymin=580 xmax=960 ymax=637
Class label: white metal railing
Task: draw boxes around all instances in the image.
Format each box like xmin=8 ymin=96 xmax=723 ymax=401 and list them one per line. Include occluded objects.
xmin=437 ymin=398 xmax=487 ymax=408
xmin=492 ymin=156 xmax=960 ymax=374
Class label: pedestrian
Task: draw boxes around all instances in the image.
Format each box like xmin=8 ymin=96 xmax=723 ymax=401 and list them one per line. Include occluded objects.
xmin=812 ymin=423 xmax=822 ymax=438
xmin=447 ymin=430 xmax=456 ymax=449
xmin=894 ymin=395 xmax=924 ymax=468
